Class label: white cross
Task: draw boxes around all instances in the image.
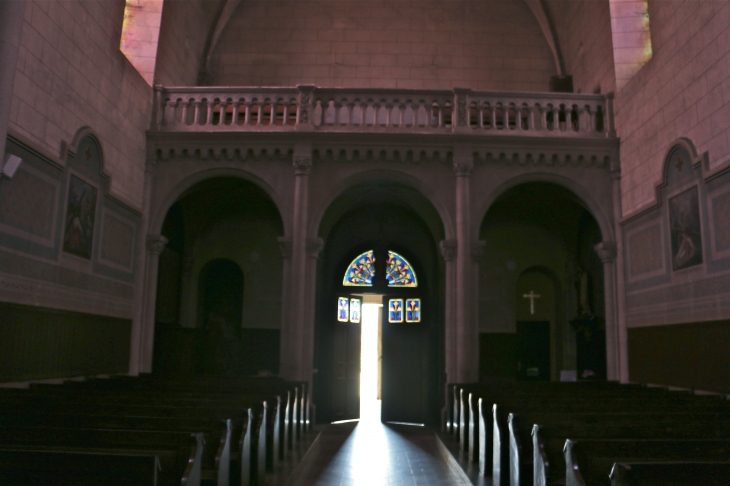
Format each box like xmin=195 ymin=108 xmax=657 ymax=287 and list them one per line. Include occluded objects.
xmin=523 ymin=290 xmax=541 ymax=315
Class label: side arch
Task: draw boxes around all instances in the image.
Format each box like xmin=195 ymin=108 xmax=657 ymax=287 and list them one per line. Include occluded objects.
xmin=149 ymin=166 xmax=289 ymax=238
xmin=309 ymin=168 xmax=455 ymax=241
xmin=474 ymin=171 xmax=614 ymax=243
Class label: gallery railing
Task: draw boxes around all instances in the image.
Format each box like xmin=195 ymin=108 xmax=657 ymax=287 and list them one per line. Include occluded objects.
xmin=152 ymin=85 xmax=615 ymax=138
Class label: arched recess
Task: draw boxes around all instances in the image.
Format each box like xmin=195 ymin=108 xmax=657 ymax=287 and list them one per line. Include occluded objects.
xmin=310 ymin=169 xmax=454 ymax=242
xmin=313 ymin=178 xmax=445 ymax=424
xmin=149 ymin=167 xmax=289 ymax=238
xmin=474 ymin=171 xmax=614 ymax=243
xmin=151 ymin=176 xmax=285 ymax=376
xmin=478 ymin=181 xmax=607 ymax=382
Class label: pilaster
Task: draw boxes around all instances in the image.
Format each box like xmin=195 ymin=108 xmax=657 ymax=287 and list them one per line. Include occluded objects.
xmin=440 ymin=239 xmax=457 ymax=383
xmin=594 ymin=241 xmax=620 ymax=382
xmin=139 ymin=234 xmax=168 ymax=373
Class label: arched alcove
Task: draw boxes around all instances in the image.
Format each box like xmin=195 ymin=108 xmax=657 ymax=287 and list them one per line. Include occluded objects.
xmin=478 ymin=181 xmax=605 ymax=382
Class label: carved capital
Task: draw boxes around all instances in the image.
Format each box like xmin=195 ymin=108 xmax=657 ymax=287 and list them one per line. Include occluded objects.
xmin=293 ymin=155 xmax=312 ymax=175
xmin=147 ymin=235 xmax=168 ymax=256
xmin=452 ymin=157 xmax=474 ymax=176
xmin=472 ymin=240 xmax=486 ymax=262
xmin=306 ymin=237 xmax=324 ymax=259
xmin=440 ymin=239 xmax=457 ymax=262
xmin=594 ymin=241 xmax=617 ymax=264
xmin=278 ymin=237 xmax=293 ymax=258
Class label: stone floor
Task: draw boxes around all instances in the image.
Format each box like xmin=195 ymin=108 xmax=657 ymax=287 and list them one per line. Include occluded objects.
xmin=285 ymin=418 xmax=470 ymax=486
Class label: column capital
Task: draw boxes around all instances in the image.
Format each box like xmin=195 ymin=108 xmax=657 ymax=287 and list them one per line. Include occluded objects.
xmin=306 ymin=237 xmax=324 ymax=259
xmin=440 ymin=239 xmax=457 ymax=261
xmin=472 ymin=240 xmax=486 ymax=262
xmin=452 ymin=157 xmax=474 ymax=176
xmin=277 ymin=237 xmax=293 ymax=258
xmin=146 ymin=234 xmax=168 ymax=256
xmin=293 ymin=155 xmax=312 ymax=175
xmin=594 ymin=241 xmax=617 ymax=263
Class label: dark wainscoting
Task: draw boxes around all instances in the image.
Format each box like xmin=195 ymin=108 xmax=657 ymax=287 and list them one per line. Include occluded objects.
xmin=0 ymin=302 xmax=131 ymax=382
xmin=479 ymin=332 xmax=517 ymax=380
xmin=628 ymin=320 xmax=730 ymax=393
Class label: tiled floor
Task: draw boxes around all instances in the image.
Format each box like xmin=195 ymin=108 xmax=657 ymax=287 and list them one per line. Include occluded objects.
xmin=287 ymin=416 xmax=470 ymax=486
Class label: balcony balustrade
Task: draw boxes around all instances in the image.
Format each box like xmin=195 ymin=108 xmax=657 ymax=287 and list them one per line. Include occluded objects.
xmin=152 ymin=85 xmax=615 ymax=139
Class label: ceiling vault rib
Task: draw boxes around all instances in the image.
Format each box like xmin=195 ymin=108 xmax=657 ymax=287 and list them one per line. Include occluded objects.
xmin=523 ymin=0 xmax=565 ymax=76
xmin=199 ymin=0 xmax=244 ymax=84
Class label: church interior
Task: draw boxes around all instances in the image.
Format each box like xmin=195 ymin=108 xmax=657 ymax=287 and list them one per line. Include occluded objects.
xmin=1 ymin=0 xmax=730 ymax=484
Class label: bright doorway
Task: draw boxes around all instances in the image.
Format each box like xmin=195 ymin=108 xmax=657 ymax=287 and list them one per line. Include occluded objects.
xmin=360 ymin=296 xmax=382 ymax=422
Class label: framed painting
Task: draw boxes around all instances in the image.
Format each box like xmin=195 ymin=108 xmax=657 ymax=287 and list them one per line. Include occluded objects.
xmin=63 ymin=175 xmax=98 ymax=259
xmin=669 ymin=186 xmax=703 ymax=271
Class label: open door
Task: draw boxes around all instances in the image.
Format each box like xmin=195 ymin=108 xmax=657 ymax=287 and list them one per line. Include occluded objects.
xmin=330 ymin=319 xmax=361 ymax=421
xmin=380 ymin=296 xmax=427 ymax=424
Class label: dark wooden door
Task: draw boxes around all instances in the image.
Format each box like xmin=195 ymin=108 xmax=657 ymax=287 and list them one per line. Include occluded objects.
xmin=516 ymin=321 xmax=550 ymax=381
xmin=330 ymin=322 xmax=361 ymax=421
xmin=381 ymin=304 xmax=427 ymax=424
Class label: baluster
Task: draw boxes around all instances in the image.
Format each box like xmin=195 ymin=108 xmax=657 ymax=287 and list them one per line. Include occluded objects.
xmin=503 ymin=103 xmax=509 ymax=130
xmin=165 ymin=100 xmax=175 ymax=126
xmin=332 ymin=100 xmax=341 ymax=126
xmin=257 ymin=99 xmax=264 ymax=125
xmin=180 ymin=99 xmax=189 ymax=126
xmin=232 ymin=100 xmax=241 ymax=125
xmin=478 ymin=103 xmax=484 ymax=129
xmin=552 ymin=105 xmax=560 ymax=131
xmin=538 ymin=104 xmax=546 ymax=130
xmin=399 ymin=103 xmax=406 ymax=128
xmin=437 ymin=102 xmax=443 ymax=128
xmin=346 ymin=102 xmax=355 ymax=126
xmin=385 ymin=102 xmax=393 ymax=127
xmin=243 ymin=101 xmax=251 ymax=125
xmin=358 ymin=101 xmax=366 ymax=126
xmin=205 ymin=99 xmax=214 ymax=126
xmin=529 ymin=104 xmax=536 ymax=131
xmin=490 ymin=103 xmax=497 ymax=129
xmin=281 ymin=101 xmax=289 ymax=126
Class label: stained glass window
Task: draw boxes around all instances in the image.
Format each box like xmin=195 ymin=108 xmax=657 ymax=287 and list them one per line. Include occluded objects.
xmin=337 ymin=297 xmax=349 ymax=322
xmin=386 ymin=251 xmax=418 ymax=287
xmin=405 ymin=299 xmax=421 ymax=323
xmin=343 ymin=250 xmax=376 ymax=286
xmin=389 ymin=299 xmax=404 ymax=323
xmin=350 ymin=298 xmax=361 ymax=323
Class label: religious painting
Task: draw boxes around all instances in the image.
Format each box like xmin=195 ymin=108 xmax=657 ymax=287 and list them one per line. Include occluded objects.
xmin=63 ymin=175 xmax=98 ymax=259
xmin=337 ymin=297 xmax=349 ymax=322
xmin=349 ymin=298 xmax=361 ymax=323
xmin=405 ymin=299 xmax=421 ymax=323
xmin=388 ymin=299 xmax=403 ymax=323
xmin=669 ymin=186 xmax=703 ymax=271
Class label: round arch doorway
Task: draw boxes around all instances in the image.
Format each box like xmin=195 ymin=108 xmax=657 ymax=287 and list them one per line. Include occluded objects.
xmin=314 ymin=193 xmax=444 ymax=426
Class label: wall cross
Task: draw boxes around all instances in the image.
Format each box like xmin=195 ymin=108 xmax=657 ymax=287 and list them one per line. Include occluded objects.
xmin=523 ymin=290 xmax=541 ymax=315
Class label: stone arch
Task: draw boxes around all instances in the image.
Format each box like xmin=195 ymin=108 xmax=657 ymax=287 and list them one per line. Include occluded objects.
xmin=150 ymin=167 xmax=288 ymax=238
xmin=309 ymin=169 xmax=454 ymax=242
xmin=475 ymin=171 xmax=614 ymax=243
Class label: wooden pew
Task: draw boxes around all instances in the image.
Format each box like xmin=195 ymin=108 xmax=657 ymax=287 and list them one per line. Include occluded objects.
xmin=609 ymin=461 xmax=730 ymax=486
xmin=564 ymin=438 xmax=730 ymax=486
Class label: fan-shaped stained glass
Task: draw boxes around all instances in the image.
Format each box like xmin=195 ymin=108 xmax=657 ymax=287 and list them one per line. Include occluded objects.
xmin=343 ymin=250 xmax=375 ymax=286
xmin=386 ymin=251 xmax=418 ymax=287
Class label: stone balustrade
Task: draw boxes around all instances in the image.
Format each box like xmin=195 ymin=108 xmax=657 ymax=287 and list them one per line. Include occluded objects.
xmin=152 ymin=85 xmax=615 ymax=138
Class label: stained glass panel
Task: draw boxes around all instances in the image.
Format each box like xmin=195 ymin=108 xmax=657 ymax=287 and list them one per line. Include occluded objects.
xmin=337 ymin=297 xmax=349 ymax=322
xmin=386 ymin=251 xmax=417 ymax=287
xmin=405 ymin=298 xmax=421 ymax=323
xmin=343 ymin=250 xmax=375 ymax=286
xmin=350 ymin=298 xmax=361 ymax=323
xmin=389 ymin=299 xmax=403 ymax=323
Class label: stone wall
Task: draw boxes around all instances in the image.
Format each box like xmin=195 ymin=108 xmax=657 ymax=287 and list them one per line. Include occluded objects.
xmin=616 ymin=0 xmax=730 ymax=216
xmin=546 ymin=0 xmax=617 ymax=95
xmin=155 ymin=0 xmax=222 ymax=86
xmin=8 ymin=0 xmax=151 ymax=209
xmin=208 ymin=0 xmax=556 ymax=91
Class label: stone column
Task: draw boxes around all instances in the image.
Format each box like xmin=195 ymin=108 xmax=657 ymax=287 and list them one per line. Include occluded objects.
xmin=177 ymin=256 xmax=195 ymax=328
xmin=609 ymin=163 xmax=629 ymax=382
xmin=440 ymin=239 xmax=457 ymax=383
xmin=281 ymin=151 xmax=312 ymax=381
xmin=453 ymin=152 xmax=477 ymax=383
xmin=139 ymin=234 xmax=168 ymax=373
xmin=303 ymin=237 xmax=323 ymax=383
xmin=594 ymin=241 xmax=619 ymax=381
xmin=0 ymin=0 xmax=24 ymax=166
xmin=277 ymin=237 xmax=292 ymax=373
xmin=471 ymin=240 xmax=486 ymax=369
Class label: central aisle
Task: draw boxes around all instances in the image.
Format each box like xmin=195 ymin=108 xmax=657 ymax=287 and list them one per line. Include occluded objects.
xmin=287 ymin=413 xmax=469 ymax=485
